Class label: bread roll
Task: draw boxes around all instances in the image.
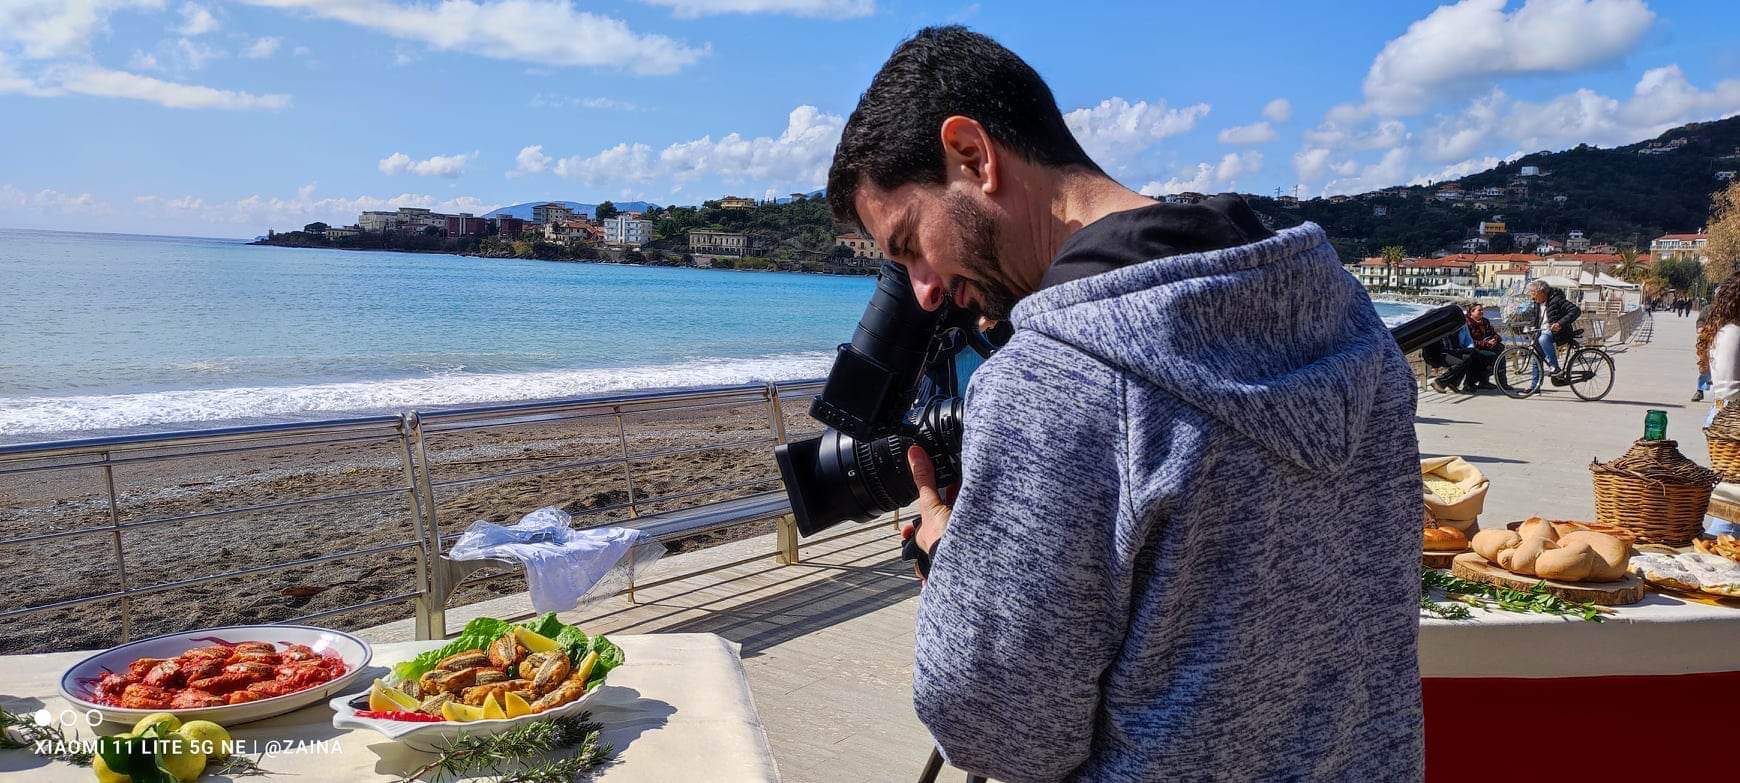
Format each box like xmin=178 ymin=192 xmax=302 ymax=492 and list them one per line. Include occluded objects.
xmin=1472 ymin=529 xmax=1520 ymax=562
xmin=1423 ymin=526 xmax=1468 ymax=552
xmin=1534 ymin=542 xmax=1597 ymax=582
xmin=1516 ymin=517 xmax=1560 ymax=543
xmin=1500 ymin=537 xmax=1551 ymax=574
xmin=1557 ymin=530 xmax=1630 ymax=581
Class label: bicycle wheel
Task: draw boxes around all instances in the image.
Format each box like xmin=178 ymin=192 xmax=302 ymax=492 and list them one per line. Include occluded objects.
xmin=1494 ymin=346 xmax=1542 ymax=398
xmin=1567 ymin=348 xmax=1615 ymax=401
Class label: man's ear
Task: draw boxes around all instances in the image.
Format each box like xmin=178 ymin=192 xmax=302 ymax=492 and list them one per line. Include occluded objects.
xmin=939 ymin=115 xmax=999 ymax=196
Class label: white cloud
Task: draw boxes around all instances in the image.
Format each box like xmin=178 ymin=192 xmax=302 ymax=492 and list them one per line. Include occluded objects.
xmin=1262 ymin=98 xmax=1292 ymax=123
xmin=1408 ymin=155 xmax=1506 ymax=186
xmin=0 ymin=184 xmax=107 ymax=213
xmin=1064 ymin=97 xmax=1211 ymax=171
xmin=1322 ymin=147 xmax=1411 ymax=196
xmin=378 ymin=151 xmax=477 ymax=177
xmin=1293 ymin=147 xmax=1332 ymax=182
xmin=1304 ymin=112 xmax=1409 ymax=150
xmin=127 ymin=50 xmax=160 ymax=70
xmin=235 ymin=0 xmax=709 ymax=75
xmin=529 ymin=93 xmax=638 ymax=111
xmin=1138 ymin=151 xmax=1262 ymax=196
xmin=53 ymin=66 xmax=290 ymax=110
xmin=509 ymin=144 xmax=551 ymax=177
xmin=1363 ymin=0 xmax=1654 ymax=115
xmin=1421 ymin=88 xmax=1506 ymax=161
xmin=0 ymin=0 xmax=166 ymax=59
xmin=177 ymin=2 xmax=218 ymax=35
xmin=171 ymin=36 xmax=225 ymax=69
xmin=291 ymin=44 xmax=311 ymax=56
xmin=1217 ymin=122 xmax=1275 ymax=145
xmin=639 ymin=0 xmax=873 ymax=17
xmin=241 ymin=36 xmax=281 ymax=59
xmin=129 ymin=183 xmax=501 ymax=227
xmin=553 ymin=105 xmax=844 ymax=190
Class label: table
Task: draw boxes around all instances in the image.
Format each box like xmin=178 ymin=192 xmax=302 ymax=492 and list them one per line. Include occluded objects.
xmin=1421 ymin=591 xmax=1740 ymax=781
xmin=0 ymin=633 xmax=780 ymax=782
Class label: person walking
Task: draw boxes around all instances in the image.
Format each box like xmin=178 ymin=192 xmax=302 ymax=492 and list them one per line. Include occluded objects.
xmin=1695 ymin=309 xmax=1715 ymax=402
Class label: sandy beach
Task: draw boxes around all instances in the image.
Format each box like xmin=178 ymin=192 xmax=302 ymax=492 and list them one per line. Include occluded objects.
xmin=0 ymin=400 xmax=823 ymax=655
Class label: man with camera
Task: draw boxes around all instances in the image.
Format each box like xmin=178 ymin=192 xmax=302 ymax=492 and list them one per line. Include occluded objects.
xmin=826 ymin=27 xmax=1424 ymax=781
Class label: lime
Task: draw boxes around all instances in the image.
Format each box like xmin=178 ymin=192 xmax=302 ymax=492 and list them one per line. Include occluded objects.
xmin=92 ymin=753 xmax=131 ymax=783
xmin=177 ymin=720 xmax=233 ymax=760
xmin=131 ymin=712 xmax=180 ymax=736
xmin=153 ymin=734 xmax=207 ymax=783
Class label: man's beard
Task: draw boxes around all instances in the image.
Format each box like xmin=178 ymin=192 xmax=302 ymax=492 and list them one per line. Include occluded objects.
xmin=946 ymin=192 xmax=1018 ymax=321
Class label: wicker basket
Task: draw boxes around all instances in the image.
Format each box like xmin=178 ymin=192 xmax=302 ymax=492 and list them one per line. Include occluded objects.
xmin=1705 ymin=403 xmax=1740 ymax=479
xmin=1590 ymin=439 xmax=1720 ymax=547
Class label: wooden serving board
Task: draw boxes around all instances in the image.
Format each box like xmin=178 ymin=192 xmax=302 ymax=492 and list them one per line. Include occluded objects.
xmin=1422 ymin=548 xmax=1468 ymax=569
xmin=1450 ymin=552 xmax=1647 ymax=606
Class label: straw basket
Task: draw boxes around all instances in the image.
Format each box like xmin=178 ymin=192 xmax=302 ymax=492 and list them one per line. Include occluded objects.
xmin=1590 ymin=439 xmax=1720 ymax=547
xmin=1705 ymin=403 xmax=1740 ymax=479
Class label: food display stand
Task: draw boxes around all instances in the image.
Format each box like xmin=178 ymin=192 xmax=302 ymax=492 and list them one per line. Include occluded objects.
xmin=1421 ymin=594 xmax=1740 ymax=781
xmin=1 ymin=633 xmax=780 ymax=782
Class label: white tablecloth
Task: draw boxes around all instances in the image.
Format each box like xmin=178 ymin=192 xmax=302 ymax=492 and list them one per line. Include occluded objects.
xmin=1420 ymin=591 xmax=1740 ymax=677
xmin=0 ymin=633 xmax=780 ymax=782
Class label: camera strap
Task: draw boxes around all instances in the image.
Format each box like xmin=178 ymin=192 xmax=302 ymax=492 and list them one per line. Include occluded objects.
xmin=901 ymin=521 xmax=933 ymax=578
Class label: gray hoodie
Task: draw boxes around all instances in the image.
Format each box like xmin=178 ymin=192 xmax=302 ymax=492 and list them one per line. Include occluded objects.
xmin=914 ymin=222 xmax=1424 ymax=782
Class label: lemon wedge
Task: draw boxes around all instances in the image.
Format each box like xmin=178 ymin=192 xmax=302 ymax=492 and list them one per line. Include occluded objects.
xmin=481 ymin=693 xmax=507 ymax=720
xmin=369 ymin=680 xmax=421 ymax=712
xmin=571 ymin=650 xmax=600 ymax=691
xmin=503 ymin=691 xmax=534 ymax=718
xmin=441 ymin=701 xmax=485 ymax=722
xmin=513 ymin=626 xmax=560 ymax=654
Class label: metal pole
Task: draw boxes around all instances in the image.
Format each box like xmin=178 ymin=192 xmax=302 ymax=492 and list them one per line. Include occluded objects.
xmin=614 ymin=407 xmax=639 ymax=518
xmin=398 ymin=413 xmax=436 ymax=640
xmin=101 ymin=451 xmax=132 ymax=641
xmin=408 ymin=411 xmax=448 ymax=639
xmin=768 ymin=384 xmax=801 ymax=564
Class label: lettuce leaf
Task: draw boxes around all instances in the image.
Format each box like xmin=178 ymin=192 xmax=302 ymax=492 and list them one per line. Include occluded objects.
xmin=389 ymin=613 xmax=624 ymax=689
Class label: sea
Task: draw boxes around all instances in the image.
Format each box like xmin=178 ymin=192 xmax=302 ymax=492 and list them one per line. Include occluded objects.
xmin=0 ymin=229 xmax=1424 ymax=442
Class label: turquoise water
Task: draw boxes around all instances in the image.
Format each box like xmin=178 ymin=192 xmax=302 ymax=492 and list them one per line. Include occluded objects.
xmin=0 ymin=229 xmax=1421 ymax=439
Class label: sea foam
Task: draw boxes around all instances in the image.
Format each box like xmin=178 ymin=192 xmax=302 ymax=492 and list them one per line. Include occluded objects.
xmin=0 ymin=352 xmax=836 ymax=439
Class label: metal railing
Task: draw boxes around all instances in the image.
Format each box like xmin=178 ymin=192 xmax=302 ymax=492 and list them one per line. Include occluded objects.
xmin=0 ymin=379 xmax=824 ymax=649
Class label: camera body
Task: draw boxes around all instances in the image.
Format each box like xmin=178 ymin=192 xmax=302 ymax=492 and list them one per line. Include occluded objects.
xmin=774 ymin=262 xmax=994 ymax=536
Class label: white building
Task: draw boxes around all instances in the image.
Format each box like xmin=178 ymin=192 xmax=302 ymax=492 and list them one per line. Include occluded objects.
xmin=604 ymin=214 xmax=652 ymax=247
xmin=1565 ymin=230 xmax=1590 ymax=252
xmin=532 ymin=203 xmax=574 ymax=225
xmin=358 ymin=207 xmax=446 ymax=234
xmin=1519 ymin=165 xmax=1541 ymax=176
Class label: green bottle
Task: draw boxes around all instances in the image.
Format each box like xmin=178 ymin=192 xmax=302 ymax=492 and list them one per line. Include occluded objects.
xmin=1644 ymin=409 xmax=1668 ymax=441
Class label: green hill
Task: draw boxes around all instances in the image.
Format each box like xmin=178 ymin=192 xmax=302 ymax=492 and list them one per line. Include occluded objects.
xmin=1247 ymin=115 xmax=1740 ymax=258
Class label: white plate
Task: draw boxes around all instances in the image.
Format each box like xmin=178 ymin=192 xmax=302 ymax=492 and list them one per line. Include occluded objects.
xmin=58 ymin=624 xmax=373 ymax=726
xmin=329 ymin=681 xmax=603 ymax=752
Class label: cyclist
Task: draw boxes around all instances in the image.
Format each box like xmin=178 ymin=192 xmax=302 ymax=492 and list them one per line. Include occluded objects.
xmin=1526 ymin=280 xmax=1581 ymax=384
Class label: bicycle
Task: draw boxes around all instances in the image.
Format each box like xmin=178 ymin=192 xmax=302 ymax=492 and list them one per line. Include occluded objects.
xmin=1493 ymin=327 xmax=1615 ymax=401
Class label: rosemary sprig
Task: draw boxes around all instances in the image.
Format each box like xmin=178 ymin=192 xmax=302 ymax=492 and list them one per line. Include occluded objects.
xmin=1422 ymin=569 xmax=1605 ymax=622
xmin=211 ymin=751 xmax=272 ymax=777
xmin=0 ymin=707 xmax=93 ymax=766
xmin=1417 ymin=593 xmax=1473 ymax=620
xmin=400 ymin=713 xmax=613 ymax=783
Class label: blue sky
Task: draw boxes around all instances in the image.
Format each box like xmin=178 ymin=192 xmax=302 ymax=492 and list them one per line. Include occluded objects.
xmin=1 ymin=0 xmax=1737 ymax=238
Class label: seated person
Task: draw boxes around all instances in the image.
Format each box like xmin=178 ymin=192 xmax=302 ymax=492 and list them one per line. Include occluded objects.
xmin=1463 ymin=301 xmax=1501 ymax=390
xmin=1422 ymin=329 xmax=1473 ymax=393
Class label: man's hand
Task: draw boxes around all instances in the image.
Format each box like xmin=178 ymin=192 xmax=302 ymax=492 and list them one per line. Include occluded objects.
xmin=1550 ymin=322 xmax=1561 ymax=333
xmin=901 ymin=444 xmax=956 ymax=581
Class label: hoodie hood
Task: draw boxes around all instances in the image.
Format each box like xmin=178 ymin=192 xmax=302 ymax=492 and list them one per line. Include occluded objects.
xmin=1012 ymin=222 xmax=1398 ymax=473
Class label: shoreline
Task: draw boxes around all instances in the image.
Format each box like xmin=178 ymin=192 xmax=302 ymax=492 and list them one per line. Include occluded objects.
xmin=248 ymin=236 xmax=879 ymax=277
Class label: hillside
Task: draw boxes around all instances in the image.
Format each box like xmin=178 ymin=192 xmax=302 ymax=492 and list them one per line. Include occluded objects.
xmin=484 ymin=200 xmax=658 ymax=220
xmin=1248 ymin=115 xmax=1740 ymax=258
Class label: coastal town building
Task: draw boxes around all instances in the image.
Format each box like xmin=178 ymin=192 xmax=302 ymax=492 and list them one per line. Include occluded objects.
xmin=1396 ymin=257 xmax=1475 ymax=289
xmin=493 ymin=216 xmax=527 ymax=238
xmin=1519 ymin=165 xmax=1541 ymax=176
xmin=1493 ymin=263 xmax=1531 ymax=290
xmin=531 ymin=203 xmax=574 ymax=225
xmin=834 ymin=231 xmax=887 ymax=260
xmin=717 ymin=196 xmax=757 ymax=210
xmin=687 ymin=229 xmax=760 ymax=256
xmin=545 ymin=218 xmax=600 ymax=244
xmin=359 ymin=207 xmax=445 ymax=234
xmin=324 ymin=226 xmax=362 ymax=240
xmin=1651 ymin=230 xmax=1709 ymax=264
xmin=604 ymin=214 xmax=652 ymax=247
xmin=445 ymin=214 xmax=488 ymax=237
xmin=1565 ymin=230 xmax=1591 ymax=252
xmin=1477 ymin=220 xmax=1507 ymax=237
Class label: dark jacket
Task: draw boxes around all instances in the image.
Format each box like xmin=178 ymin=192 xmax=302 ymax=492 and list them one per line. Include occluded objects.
xmin=1534 ymin=289 xmax=1581 ymax=343
xmin=1467 ymin=313 xmax=1501 ymax=351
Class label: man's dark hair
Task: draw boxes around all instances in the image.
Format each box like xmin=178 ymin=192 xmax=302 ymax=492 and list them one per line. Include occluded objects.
xmin=827 ymin=26 xmax=1102 ymax=230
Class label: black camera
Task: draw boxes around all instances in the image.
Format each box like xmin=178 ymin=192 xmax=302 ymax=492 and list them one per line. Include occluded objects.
xmin=773 ymin=262 xmax=1004 ymax=537
xmin=775 ymin=261 xmax=1466 ymax=538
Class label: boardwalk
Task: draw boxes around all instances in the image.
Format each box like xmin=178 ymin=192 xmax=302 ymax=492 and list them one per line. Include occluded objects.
xmin=360 ymin=306 xmax=1704 ymax=783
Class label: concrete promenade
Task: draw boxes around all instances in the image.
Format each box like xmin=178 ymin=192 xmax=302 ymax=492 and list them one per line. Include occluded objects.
xmin=361 ymin=306 xmax=1705 ymax=783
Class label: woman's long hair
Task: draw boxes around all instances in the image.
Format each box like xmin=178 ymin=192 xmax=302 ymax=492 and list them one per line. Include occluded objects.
xmin=1708 ymin=281 xmax=1740 ymax=330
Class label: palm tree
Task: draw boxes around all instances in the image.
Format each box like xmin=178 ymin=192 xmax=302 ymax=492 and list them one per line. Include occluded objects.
xmin=1380 ymin=245 xmax=1406 ymax=291
xmin=1613 ymin=246 xmax=1647 ymax=283
xmin=1642 ymin=274 xmax=1668 ymax=304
